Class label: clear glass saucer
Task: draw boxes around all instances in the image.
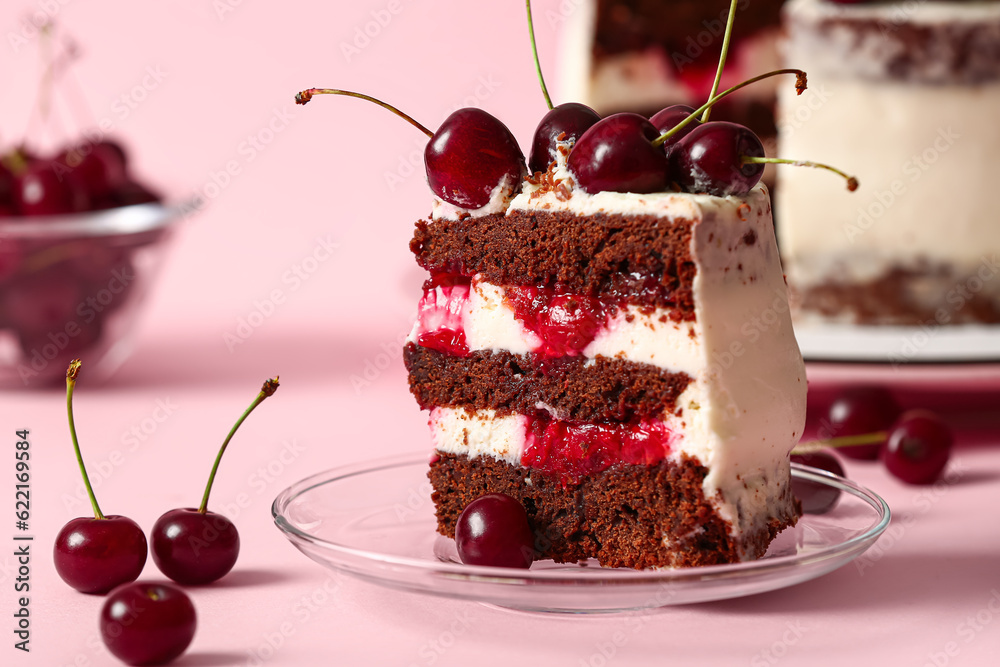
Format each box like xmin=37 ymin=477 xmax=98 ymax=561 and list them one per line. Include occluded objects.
xmin=272 ymin=453 xmax=890 ymax=613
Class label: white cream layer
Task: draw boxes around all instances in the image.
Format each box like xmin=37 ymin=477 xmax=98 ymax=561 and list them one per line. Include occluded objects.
xmin=777 ymin=2 xmax=1000 ymax=292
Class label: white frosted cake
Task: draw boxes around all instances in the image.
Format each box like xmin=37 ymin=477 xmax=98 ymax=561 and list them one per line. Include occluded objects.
xmin=406 ymin=152 xmax=806 ymax=568
xmin=777 ymin=0 xmax=1000 ymax=324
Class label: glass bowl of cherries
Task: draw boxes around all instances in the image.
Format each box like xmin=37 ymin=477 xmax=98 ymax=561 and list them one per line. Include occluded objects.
xmin=0 ymin=139 xmax=184 ymax=388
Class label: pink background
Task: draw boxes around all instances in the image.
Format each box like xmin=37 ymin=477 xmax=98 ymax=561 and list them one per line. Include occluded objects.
xmin=2 ymin=1 xmax=1000 ymax=665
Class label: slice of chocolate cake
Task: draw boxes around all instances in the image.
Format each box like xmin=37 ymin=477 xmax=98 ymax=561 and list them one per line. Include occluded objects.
xmin=405 ymin=153 xmax=806 ymax=568
xmin=777 ymin=0 xmax=1000 ymax=325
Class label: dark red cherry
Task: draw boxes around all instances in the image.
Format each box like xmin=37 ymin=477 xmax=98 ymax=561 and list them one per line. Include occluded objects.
xmin=0 ymin=237 xmax=25 ymax=282
xmin=14 ymin=159 xmax=87 ymax=215
xmin=60 ymin=142 xmax=128 ymax=206
xmin=649 ymin=104 xmax=700 ymax=158
xmin=826 ymin=386 xmax=901 ymax=460
xmin=791 ymin=451 xmax=844 ymax=514
xmin=528 ymin=102 xmax=601 ymax=174
xmin=455 ymin=494 xmax=534 ymax=568
xmin=53 ymin=516 xmax=148 ymax=594
xmin=567 ymin=113 xmax=669 ymax=194
xmin=0 ymin=161 xmax=16 ymax=214
xmin=151 ymin=509 xmax=240 ymax=585
xmin=881 ymin=410 xmax=952 ymax=484
xmin=112 ymin=181 xmax=162 ymax=207
xmin=671 ymin=121 xmax=765 ymax=197
xmin=424 ymin=108 xmax=525 ymax=209
xmin=100 ymin=582 xmax=196 ymax=666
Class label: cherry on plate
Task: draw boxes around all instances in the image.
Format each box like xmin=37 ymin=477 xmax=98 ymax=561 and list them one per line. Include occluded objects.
xmin=455 ymin=494 xmax=534 ymax=568
xmin=791 ymin=451 xmax=844 ymax=514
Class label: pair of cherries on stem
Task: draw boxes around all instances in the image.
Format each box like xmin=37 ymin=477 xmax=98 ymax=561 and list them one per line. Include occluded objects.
xmin=53 ymin=360 xmax=279 ymax=594
xmin=791 ymin=388 xmax=953 ymax=514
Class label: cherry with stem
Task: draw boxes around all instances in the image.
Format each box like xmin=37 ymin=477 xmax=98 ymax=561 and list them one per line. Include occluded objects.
xmin=53 ymin=360 xmax=148 ymax=594
xmin=151 ymin=377 xmax=279 ymax=585
xmin=296 ymin=88 xmax=525 ymax=209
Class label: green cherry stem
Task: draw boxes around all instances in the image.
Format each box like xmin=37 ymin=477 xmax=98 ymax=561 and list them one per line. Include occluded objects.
xmin=526 ymin=0 xmax=553 ymax=110
xmin=742 ymin=156 xmax=859 ymax=191
xmin=66 ymin=360 xmax=104 ymax=520
xmin=653 ymin=69 xmax=806 ymax=147
xmin=294 ymin=88 xmax=434 ymax=139
xmin=198 ymin=377 xmax=280 ymax=514
xmin=702 ymin=0 xmax=739 ymax=123
xmin=792 ymin=431 xmax=887 ymax=455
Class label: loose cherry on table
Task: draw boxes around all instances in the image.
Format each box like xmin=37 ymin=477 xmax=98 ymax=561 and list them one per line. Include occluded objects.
xmin=151 ymin=377 xmax=280 ymax=585
xmin=295 ymin=89 xmax=525 ymax=210
xmin=455 ymin=494 xmax=535 ymax=569
xmin=825 ymin=386 xmax=901 ymax=460
xmin=100 ymin=582 xmax=196 ymax=666
xmin=54 ymin=360 xmax=148 ymax=594
xmin=881 ymin=410 xmax=953 ymax=485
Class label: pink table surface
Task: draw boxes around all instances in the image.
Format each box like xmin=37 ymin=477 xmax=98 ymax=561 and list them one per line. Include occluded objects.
xmin=3 ymin=0 xmax=1000 ymax=665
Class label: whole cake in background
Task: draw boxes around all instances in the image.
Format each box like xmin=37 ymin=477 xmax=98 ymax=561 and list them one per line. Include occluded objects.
xmin=777 ymin=0 xmax=1000 ymax=325
xmin=561 ymin=0 xmax=784 ymax=143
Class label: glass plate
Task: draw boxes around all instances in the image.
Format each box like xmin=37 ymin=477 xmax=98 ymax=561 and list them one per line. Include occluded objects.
xmin=272 ymin=453 xmax=890 ymax=613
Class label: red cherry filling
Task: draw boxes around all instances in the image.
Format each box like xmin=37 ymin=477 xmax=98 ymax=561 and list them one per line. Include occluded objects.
xmin=521 ymin=414 xmax=677 ymax=486
xmin=791 ymin=451 xmax=844 ymax=514
xmin=671 ymin=121 xmax=765 ymax=197
xmin=505 ymin=285 xmax=611 ymax=357
xmin=567 ymin=113 xmax=670 ymax=194
xmin=455 ymin=494 xmax=534 ymax=568
xmin=881 ymin=410 xmax=952 ymax=485
xmin=528 ymin=102 xmax=601 ymax=174
xmin=413 ymin=274 xmax=471 ymax=357
xmin=425 ymin=108 xmax=526 ymax=209
xmin=100 ymin=582 xmax=196 ymax=666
